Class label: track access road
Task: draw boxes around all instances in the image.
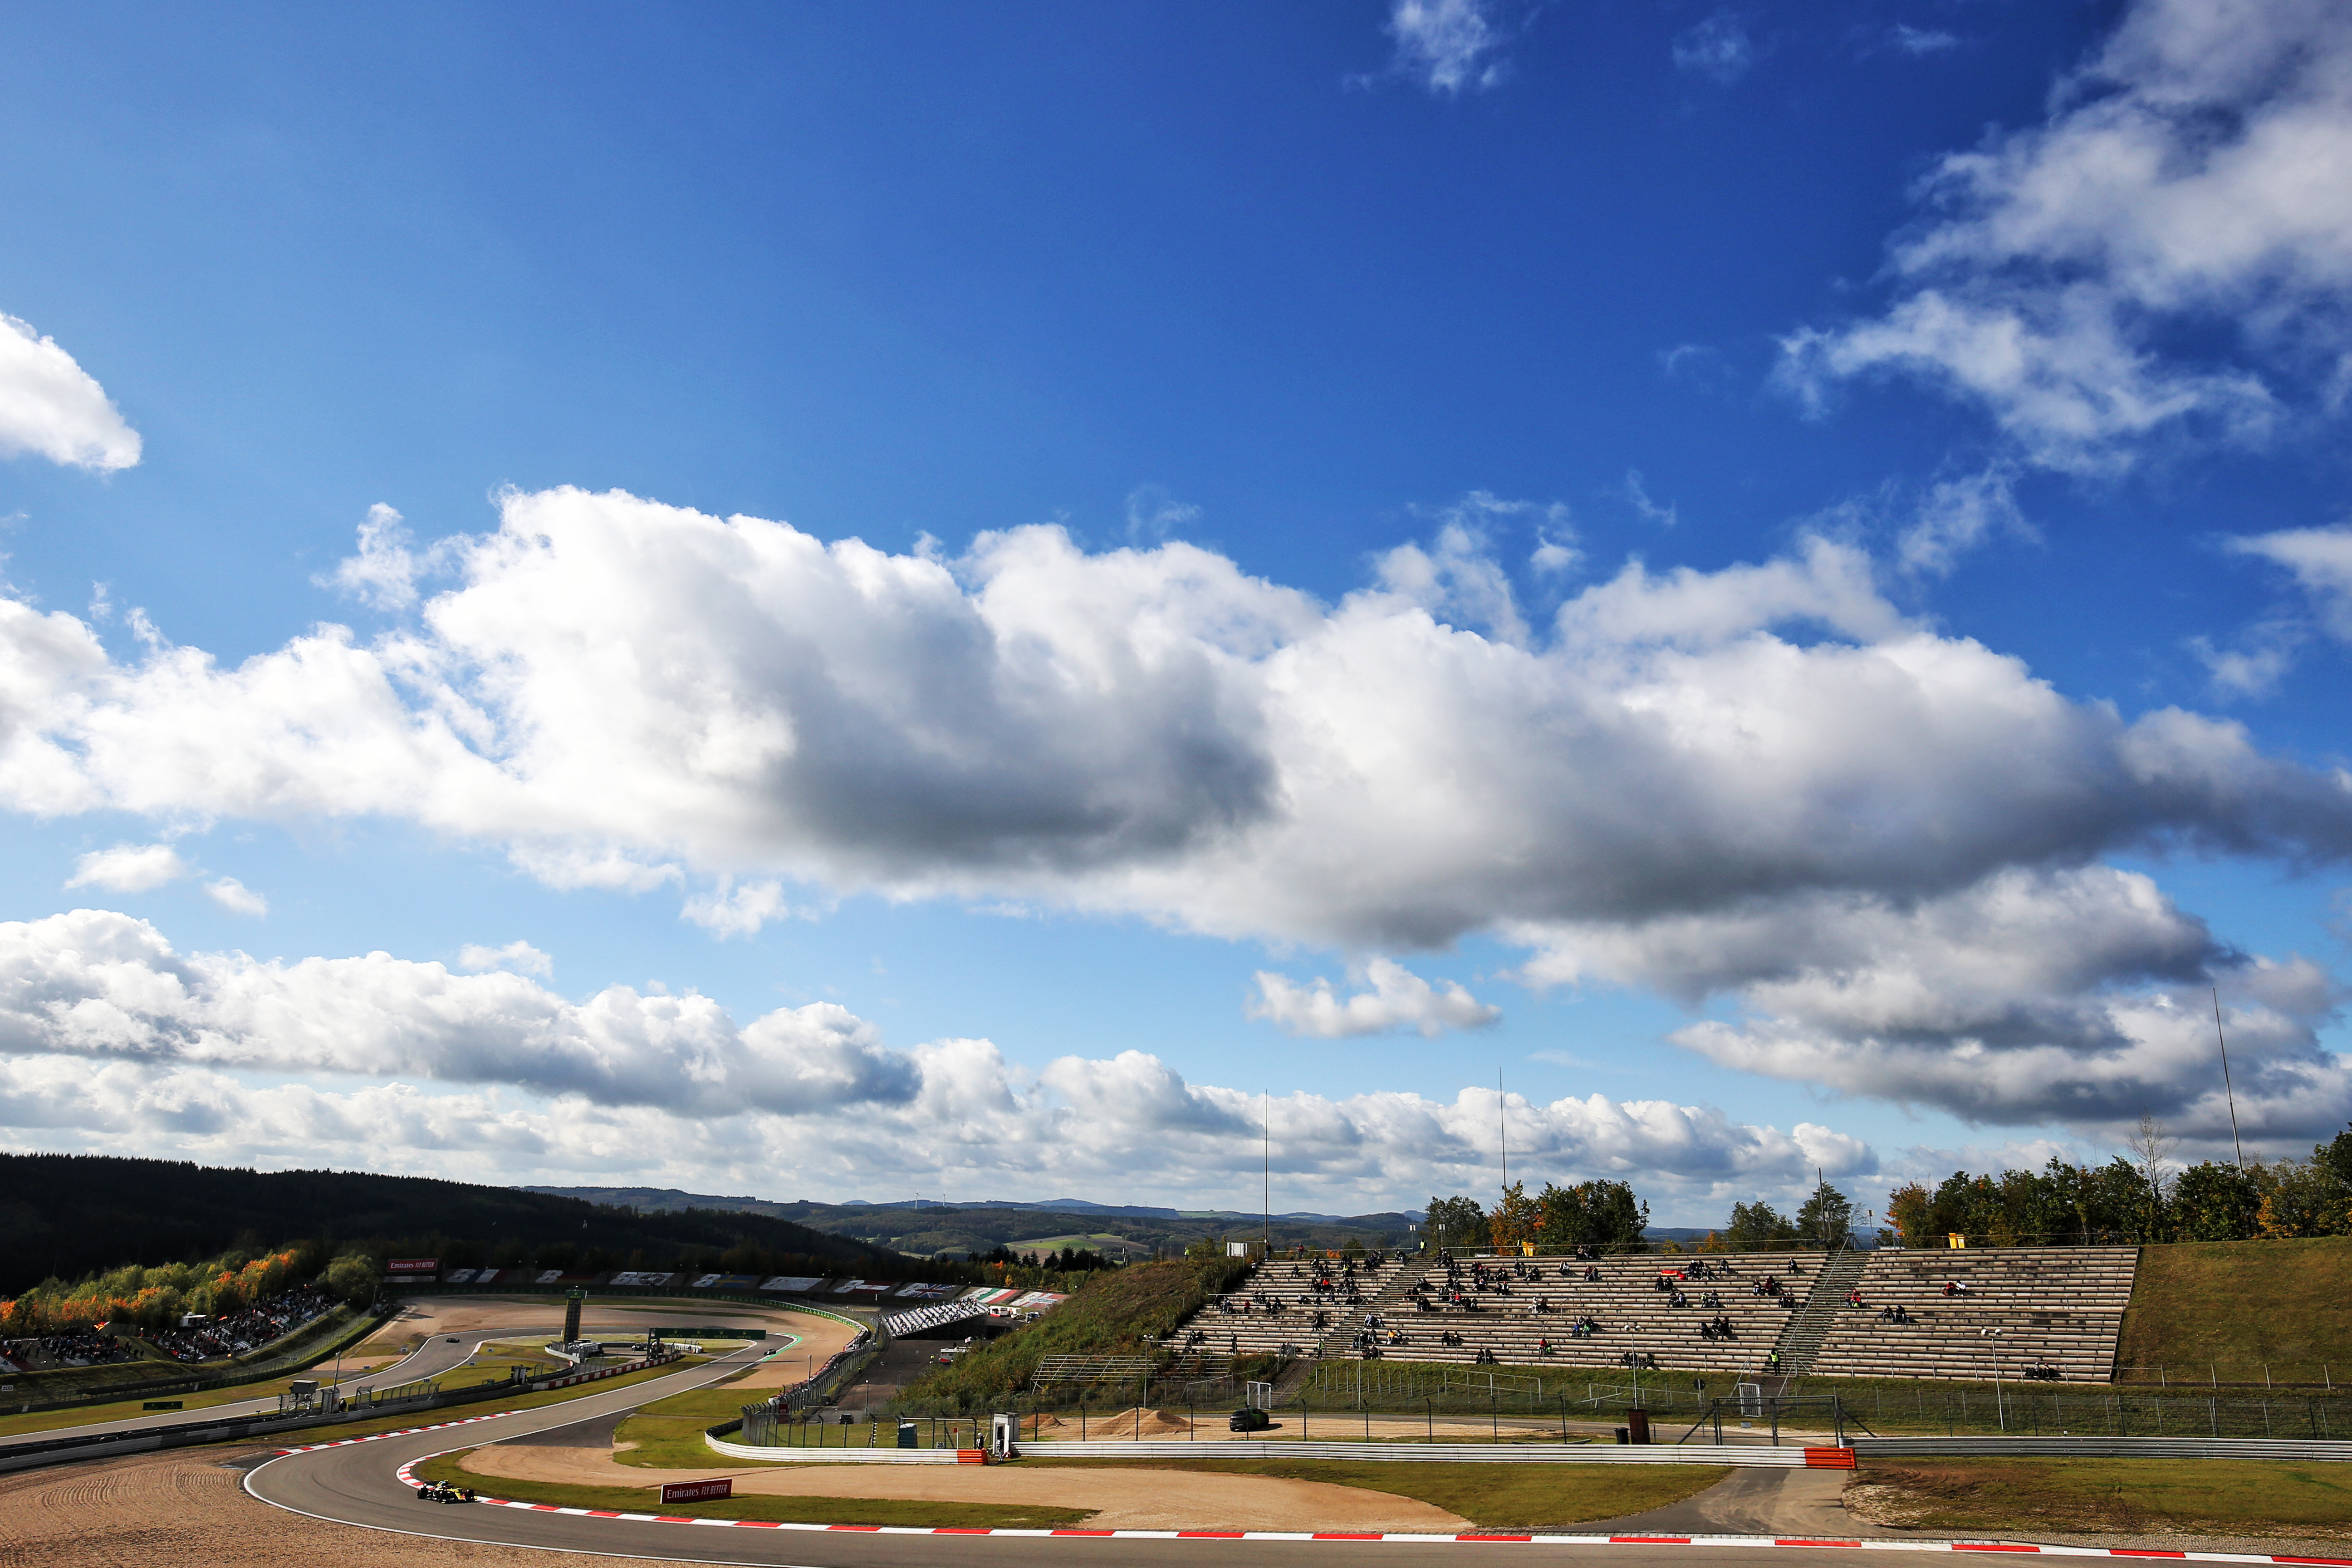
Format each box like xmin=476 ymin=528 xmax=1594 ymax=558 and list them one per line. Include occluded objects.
xmin=243 ymin=1344 xmax=1914 ymax=1568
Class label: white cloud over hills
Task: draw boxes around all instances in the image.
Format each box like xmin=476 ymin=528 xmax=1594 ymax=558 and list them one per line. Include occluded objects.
xmin=0 ymin=908 xmax=1866 ymax=1208
xmin=0 ymin=486 xmax=2346 ymax=1148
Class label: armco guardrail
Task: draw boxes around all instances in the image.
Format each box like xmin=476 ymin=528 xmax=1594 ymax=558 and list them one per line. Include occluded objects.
xmin=0 ymin=1375 xmax=518 ymax=1477
xmin=1000 ymin=1439 xmax=1837 ymax=1467
xmin=1856 ymin=1435 xmax=2352 ymax=1462
xmin=706 ymin=1433 xmax=986 ymax=1464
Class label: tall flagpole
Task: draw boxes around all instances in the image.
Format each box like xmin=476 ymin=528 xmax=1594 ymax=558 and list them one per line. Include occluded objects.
xmin=2213 ymin=987 xmax=2246 ymax=1171
xmin=1262 ymin=1091 xmax=1270 ymax=1255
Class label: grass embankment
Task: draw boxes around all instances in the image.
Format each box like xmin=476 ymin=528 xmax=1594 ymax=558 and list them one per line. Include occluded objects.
xmin=613 ymin=1383 xmax=772 ymax=1469
xmin=895 ymin=1257 xmax=1252 ymax=1409
xmin=2117 ymin=1236 xmax=2352 ymax=1385
xmin=1013 ymin=1455 xmax=1728 ymax=1528
xmin=1851 ymin=1457 xmax=2352 ymax=1539
xmin=413 ymin=1450 xmax=1092 ymax=1529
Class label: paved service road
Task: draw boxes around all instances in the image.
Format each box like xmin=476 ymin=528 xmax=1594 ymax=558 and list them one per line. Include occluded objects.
xmin=245 ymin=1347 xmax=1906 ymax=1568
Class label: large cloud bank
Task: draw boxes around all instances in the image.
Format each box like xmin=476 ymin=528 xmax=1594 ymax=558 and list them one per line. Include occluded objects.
xmin=2 ymin=485 xmax=2347 ymax=1145
xmin=0 ymin=908 xmax=1866 ymax=1207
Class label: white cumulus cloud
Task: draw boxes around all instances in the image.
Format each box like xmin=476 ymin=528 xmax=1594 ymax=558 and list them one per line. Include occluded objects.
xmin=1779 ymin=0 xmax=2352 ymax=471
xmin=0 ymin=312 xmax=142 ymax=472
xmin=458 ymin=940 xmax=554 ymax=978
xmin=1249 ymin=958 xmax=1501 ymax=1039
xmin=202 ymin=877 xmax=268 ymax=916
xmin=1381 ymin=0 xmax=1510 ymax=96
xmin=64 ymin=842 xmax=189 ymax=893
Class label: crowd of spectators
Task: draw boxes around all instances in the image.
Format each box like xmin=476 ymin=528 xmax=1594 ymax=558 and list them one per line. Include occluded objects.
xmin=149 ymin=1284 xmax=335 ymax=1365
xmin=0 ymin=1329 xmax=139 ymax=1369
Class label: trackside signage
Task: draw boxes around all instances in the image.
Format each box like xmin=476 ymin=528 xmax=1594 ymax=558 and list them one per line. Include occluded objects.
xmin=386 ymin=1258 xmax=439 ymax=1274
xmin=660 ymin=1478 xmax=733 ymax=1504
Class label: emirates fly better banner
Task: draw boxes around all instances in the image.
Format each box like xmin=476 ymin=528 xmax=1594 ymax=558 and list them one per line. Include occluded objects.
xmin=660 ymin=1479 xmax=733 ymax=1504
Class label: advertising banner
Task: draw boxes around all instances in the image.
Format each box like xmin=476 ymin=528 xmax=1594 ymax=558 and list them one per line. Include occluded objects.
xmin=386 ymin=1258 xmax=439 ymax=1274
xmin=660 ymin=1478 xmax=733 ymax=1504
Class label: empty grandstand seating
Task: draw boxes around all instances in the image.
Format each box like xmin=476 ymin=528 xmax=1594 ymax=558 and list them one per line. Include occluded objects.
xmin=882 ymin=1300 xmax=989 ymax=1338
xmin=1807 ymin=1246 xmax=2137 ymax=1384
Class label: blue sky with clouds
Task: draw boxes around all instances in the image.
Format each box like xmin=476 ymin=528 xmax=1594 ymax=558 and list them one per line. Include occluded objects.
xmin=3 ymin=0 xmax=2350 ymax=1226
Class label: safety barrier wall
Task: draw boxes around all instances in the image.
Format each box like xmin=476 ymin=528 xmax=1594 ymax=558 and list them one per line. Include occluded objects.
xmin=1854 ymin=1435 xmax=2352 ymax=1462
xmin=704 ymin=1433 xmax=986 ymax=1464
xmin=0 ymin=1374 xmax=519 ymax=1476
xmin=1008 ymin=1439 xmax=1826 ymax=1467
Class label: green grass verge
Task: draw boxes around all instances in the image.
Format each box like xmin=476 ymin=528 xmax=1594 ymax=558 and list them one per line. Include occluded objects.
xmin=1853 ymin=1457 xmax=2352 ymax=1537
xmin=2117 ymin=1237 xmax=2352 ymax=1385
xmin=1011 ymin=1456 xmax=1730 ymax=1528
xmin=412 ymin=1450 xmax=1093 ymax=1529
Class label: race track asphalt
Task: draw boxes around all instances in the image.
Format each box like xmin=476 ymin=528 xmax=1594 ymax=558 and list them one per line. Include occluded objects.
xmin=242 ymin=1344 xmax=1901 ymax=1568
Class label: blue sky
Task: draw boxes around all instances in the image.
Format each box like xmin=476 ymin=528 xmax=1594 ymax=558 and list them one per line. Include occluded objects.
xmin=3 ymin=0 xmax=2350 ymax=1228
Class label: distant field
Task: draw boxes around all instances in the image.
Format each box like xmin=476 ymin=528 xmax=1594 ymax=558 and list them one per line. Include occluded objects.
xmin=1008 ymin=1233 xmax=1157 ymax=1259
xmin=2117 ymin=1235 xmax=2352 ymax=1385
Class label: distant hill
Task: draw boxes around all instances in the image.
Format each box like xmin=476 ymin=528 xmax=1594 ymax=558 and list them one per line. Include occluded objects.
xmin=0 ymin=1153 xmax=909 ymax=1298
xmin=521 ymin=1186 xmax=1423 ymax=1259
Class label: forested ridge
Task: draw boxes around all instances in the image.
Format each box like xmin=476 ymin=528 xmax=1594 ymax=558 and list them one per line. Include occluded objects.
xmin=0 ymin=1152 xmax=908 ymax=1297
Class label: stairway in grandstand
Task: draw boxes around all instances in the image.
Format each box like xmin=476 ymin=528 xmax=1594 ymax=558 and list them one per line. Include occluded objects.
xmin=1176 ymin=1254 xmax=1411 ymax=1363
xmin=1308 ymin=1254 xmax=1438 ymax=1358
xmin=1768 ymin=1246 xmax=1867 ymax=1377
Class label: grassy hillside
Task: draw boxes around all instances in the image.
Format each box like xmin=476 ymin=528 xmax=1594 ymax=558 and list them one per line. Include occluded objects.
xmin=0 ymin=1152 xmax=910 ymax=1297
xmin=896 ymin=1257 xmax=1252 ymax=1407
xmin=2116 ymin=1235 xmax=2352 ymax=1385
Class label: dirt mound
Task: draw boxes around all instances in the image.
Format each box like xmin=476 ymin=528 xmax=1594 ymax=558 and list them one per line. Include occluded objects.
xmin=1083 ymin=1406 xmax=1198 ymax=1436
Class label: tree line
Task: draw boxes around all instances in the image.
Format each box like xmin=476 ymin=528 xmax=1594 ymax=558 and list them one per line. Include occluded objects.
xmin=1883 ymin=1122 xmax=2352 ymax=1247
xmin=0 ymin=1153 xmax=910 ymax=1298
xmin=1423 ymin=1179 xmax=1651 ymax=1251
